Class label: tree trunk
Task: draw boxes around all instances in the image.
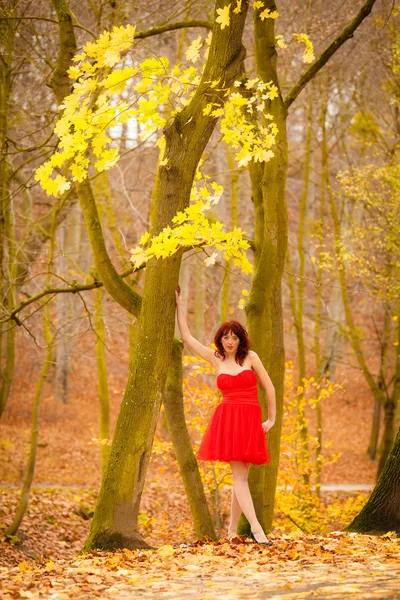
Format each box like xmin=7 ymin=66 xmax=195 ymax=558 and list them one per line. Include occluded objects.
xmin=5 ymin=200 xmax=58 ymax=535
xmin=0 ymin=3 xmax=16 ymax=418
xmin=377 ymin=400 xmax=397 ymax=478
xmin=84 ymin=2 xmax=249 ymax=550
xmin=54 ymin=222 xmax=69 ymax=404
xmin=94 ymin=287 xmax=111 ymax=473
xmin=368 ymin=399 xmax=381 ymax=461
xmin=193 ymin=258 xmax=205 ymax=341
xmin=163 ymin=339 xmax=216 ymax=540
xmin=347 ymin=430 xmax=400 ymax=534
xmin=239 ymin=3 xmax=288 ymax=534
xmin=220 ymin=147 xmax=239 ymax=322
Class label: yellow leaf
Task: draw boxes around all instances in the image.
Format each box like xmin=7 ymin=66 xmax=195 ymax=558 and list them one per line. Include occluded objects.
xmin=276 ymin=35 xmax=287 ymax=49
xmin=157 ymin=544 xmax=175 ymax=557
xmin=18 ymin=560 xmax=29 ymax=572
xmin=233 ymin=0 xmax=242 ymax=13
xmin=204 ymin=252 xmax=218 ymax=266
xmin=67 ymin=65 xmax=81 ymax=79
xmin=103 ymin=48 xmax=121 ymax=67
xmin=260 ymin=8 xmax=279 ymax=19
xmin=216 ymin=4 xmax=231 ymax=30
xmin=186 ymin=36 xmax=203 ymax=63
xmin=252 ymin=1 xmax=264 ymax=8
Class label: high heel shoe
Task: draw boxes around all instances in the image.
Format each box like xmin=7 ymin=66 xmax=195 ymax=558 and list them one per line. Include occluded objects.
xmin=250 ymin=531 xmax=272 ymax=546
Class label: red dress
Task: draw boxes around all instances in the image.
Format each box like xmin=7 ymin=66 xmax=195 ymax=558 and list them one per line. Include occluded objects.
xmin=196 ymin=369 xmax=270 ymax=465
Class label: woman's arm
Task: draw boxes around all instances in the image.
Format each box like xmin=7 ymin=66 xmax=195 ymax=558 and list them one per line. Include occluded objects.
xmin=175 ymin=287 xmax=216 ymax=366
xmin=249 ymin=350 xmax=276 ymax=433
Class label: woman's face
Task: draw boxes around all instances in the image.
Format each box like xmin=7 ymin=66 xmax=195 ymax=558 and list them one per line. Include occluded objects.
xmin=221 ymin=330 xmax=240 ymax=356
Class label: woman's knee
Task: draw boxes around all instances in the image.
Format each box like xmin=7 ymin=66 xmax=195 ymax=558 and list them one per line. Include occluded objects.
xmin=230 ymin=461 xmax=249 ymax=483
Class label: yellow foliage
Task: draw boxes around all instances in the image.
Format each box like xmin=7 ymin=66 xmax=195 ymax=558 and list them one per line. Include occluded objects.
xmin=292 ymin=33 xmax=315 ymax=63
xmin=275 ymin=364 xmax=342 ymax=534
xmin=130 ymin=180 xmax=252 ymax=276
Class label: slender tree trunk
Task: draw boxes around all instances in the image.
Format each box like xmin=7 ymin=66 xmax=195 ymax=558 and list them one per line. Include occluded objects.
xmin=220 ymin=147 xmax=239 ymax=322
xmin=0 ymin=4 xmax=16 ymax=418
xmin=378 ymin=400 xmax=397 ymax=477
xmin=368 ymin=400 xmax=381 ymax=461
xmin=239 ymin=3 xmax=288 ymax=534
xmin=5 ymin=202 xmax=58 ymax=535
xmin=368 ymin=305 xmax=390 ymax=459
xmin=163 ymin=339 xmax=216 ymax=540
xmin=193 ymin=258 xmax=205 ymax=341
xmin=54 ymin=222 xmax=69 ymax=404
xmin=347 ymin=430 xmax=400 ymax=534
xmin=94 ymin=287 xmax=111 ymax=473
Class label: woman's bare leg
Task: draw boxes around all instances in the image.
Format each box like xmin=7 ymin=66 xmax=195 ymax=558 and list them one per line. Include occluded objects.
xmin=227 ymin=463 xmax=250 ymax=537
xmin=229 ymin=461 xmax=268 ymax=542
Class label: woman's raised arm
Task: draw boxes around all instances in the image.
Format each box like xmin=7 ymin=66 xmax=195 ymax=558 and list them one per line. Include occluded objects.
xmin=175 ymin=287 xmax=216 ymax=365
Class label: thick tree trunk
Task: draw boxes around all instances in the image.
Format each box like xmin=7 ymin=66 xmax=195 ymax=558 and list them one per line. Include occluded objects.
xmin=84 ymin=2 xmax=249 ymax=550
xmin=347 ymin=430 xmax=400 ymax=534
xmin=163 ymin=339 xmax=216 ymax=540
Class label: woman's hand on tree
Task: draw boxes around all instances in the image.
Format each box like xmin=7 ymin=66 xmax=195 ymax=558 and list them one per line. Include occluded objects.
xmin=262 ymin=419 xmax=274 ymax=433
xmin=175 ymin=285 xmax=182 ymax=307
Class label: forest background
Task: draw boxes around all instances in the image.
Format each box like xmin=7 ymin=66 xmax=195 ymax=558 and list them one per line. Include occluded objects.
xmin=0 ymin=0 xmax=400 ymax=577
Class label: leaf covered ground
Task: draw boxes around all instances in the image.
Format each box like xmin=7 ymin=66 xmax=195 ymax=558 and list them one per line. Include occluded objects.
xmin=2 ymin=532 xmax=400 ymax=600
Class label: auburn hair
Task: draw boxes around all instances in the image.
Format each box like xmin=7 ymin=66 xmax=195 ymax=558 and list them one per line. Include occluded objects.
xmin=213 ymin=320 xmax=251 ymax=366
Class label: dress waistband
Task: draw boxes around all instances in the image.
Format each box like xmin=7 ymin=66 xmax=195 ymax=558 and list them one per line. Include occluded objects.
xmin=221 ymin=385 xmax=259 ymax=405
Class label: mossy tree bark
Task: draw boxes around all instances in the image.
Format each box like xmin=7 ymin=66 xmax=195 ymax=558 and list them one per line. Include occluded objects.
xmin=347 ymin=430 xmax=400 ymax=534
xmin=84 ymin=2 xmax=249 ymax=550
xmin=163 ymin=339 xmax=216 ymax=540
xmin=240 ymin=4 xmax=287 ymax=534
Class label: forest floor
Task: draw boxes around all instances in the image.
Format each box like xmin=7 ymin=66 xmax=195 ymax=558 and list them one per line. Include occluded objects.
xmin=1 ymin=355 xmax=400 ymax=597
xmin=1 ymin=532 xmax=400 ymax=599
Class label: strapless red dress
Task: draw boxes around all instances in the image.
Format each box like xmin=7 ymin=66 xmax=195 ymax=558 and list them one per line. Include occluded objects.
xmin=196 ymin=369 xmax=270 ymax=465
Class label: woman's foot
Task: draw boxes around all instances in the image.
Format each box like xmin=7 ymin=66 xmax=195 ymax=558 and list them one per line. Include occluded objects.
xmin=250 ymin=528 xmax=272 ymax=546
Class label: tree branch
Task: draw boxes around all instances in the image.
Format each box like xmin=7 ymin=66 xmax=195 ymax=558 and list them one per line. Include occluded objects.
xmin=284 ymin=0 xmax=378 ymax=110
xmin=1 ymin=264 xmax=143 ymax=325
xmin=134 ymin=20 xmax=213 ymax=39
xmin=0 ymin=16 xmax=213 ymax=39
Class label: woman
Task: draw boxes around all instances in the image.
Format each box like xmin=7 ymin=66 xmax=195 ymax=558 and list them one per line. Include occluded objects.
xmin=175 ymin=287 xmax=276 ymax=545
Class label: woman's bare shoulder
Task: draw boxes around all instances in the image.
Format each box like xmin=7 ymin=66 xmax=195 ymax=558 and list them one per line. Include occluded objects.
xmin=248 ymin=350 xmax=259 ymax=363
